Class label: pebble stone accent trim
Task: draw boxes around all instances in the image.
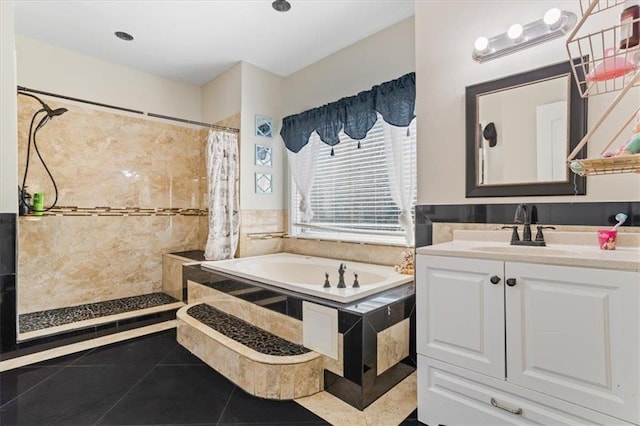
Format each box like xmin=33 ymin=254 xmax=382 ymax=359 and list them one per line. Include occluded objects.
xmin=187 ymin=304 xmax=311 ymax=356
xmin=19 ymin=292 xmax=179 ymax=333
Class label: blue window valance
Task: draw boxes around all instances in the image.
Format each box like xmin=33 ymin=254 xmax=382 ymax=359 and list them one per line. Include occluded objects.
xmin=281 ymin=72 xmax=416 ymax=153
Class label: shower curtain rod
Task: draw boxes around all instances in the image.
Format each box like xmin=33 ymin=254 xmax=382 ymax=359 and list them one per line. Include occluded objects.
xmin=16 ymin=86 xmax=240 ymax=133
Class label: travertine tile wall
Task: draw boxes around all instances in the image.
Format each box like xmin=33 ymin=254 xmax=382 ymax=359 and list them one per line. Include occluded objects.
xmin=17 ymin=98 xmax=208 ymax=314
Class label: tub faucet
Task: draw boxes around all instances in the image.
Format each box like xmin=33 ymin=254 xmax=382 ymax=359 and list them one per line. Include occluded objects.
xmin=337 ymin=263 xmax=347 ymax=288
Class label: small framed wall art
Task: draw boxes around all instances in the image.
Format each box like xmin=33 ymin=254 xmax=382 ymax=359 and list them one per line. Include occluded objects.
xmin=255 ymin=173 xmax=273 ymax=194
xmin=255 ymin=115 xmax=273 ymax=138
xmin=255 ymin=144 xmax=273 ymax=167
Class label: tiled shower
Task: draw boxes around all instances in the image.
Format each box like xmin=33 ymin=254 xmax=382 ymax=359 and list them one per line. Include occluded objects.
xmin=15 ymin=96 xmax=210 ymax=333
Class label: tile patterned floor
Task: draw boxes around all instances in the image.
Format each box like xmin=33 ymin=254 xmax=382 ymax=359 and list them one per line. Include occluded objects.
xmin=0 ymin=329 xmax=421 ymax=425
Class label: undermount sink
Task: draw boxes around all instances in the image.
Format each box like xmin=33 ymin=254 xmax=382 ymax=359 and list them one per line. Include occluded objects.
xmin=469 ymin=246 xmax=578 ymax=257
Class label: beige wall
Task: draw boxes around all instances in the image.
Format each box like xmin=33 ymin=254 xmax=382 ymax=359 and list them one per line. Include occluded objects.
xmin=201 ymin=63 xmax=242 ymax=124
xmin=282 ymin=16 xmax=415 ymax=117
xmin=16 ymin=36 xmax=202 ymax=121
xmin=17 ymin=97 xmax=206 ymax=313
xmin=416 ymin=1 xmax=640 ymax=205
xmin=241 ymin=62 xmax=285 ymax=211
xmin=1 ymin=1 xmax=18 ymax=213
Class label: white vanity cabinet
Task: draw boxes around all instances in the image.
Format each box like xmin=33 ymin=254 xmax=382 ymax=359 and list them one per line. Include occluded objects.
xmin=416 ymin=254 xmax=640 ymax=425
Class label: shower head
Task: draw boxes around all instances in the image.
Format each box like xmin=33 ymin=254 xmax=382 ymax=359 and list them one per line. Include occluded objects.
xmin=17 ymin=89 xmax=67 ymax=119
xmin=47 ymin=107 xmax=68 ymax=117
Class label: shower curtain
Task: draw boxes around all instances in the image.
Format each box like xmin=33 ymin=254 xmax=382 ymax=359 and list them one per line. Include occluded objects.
xmin=204 ymin=130 xmax=240 ymax=261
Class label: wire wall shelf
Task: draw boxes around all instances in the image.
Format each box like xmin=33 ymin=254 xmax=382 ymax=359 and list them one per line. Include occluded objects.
xmin=565 ymin=0 xmax=640 ymax=176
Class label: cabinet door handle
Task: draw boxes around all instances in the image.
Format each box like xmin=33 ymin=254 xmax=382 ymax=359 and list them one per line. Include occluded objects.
xmin=490 ymin=275 xmax=501 ymax=284
xmin=506 ymin=278 xmax=517 ymax=287
xmin=490 ymin=397 xmax=523 ymax=415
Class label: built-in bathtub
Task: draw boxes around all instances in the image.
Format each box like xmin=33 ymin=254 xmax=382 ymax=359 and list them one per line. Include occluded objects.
xmin=200 ymin=253 xmax=413 ymax=303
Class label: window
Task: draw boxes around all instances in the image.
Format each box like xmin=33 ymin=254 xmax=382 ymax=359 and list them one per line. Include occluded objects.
xmin=290 ymin=117 xmax=416 ymax=245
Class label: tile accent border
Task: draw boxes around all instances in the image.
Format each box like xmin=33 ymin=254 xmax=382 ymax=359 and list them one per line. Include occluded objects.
xmin=415 ymin=202 xmax=640 ymax=248
xmin=30 ymin=206 xmax=207 ymax=217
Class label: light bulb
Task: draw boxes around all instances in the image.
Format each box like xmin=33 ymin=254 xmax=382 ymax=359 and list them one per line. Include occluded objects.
xmin=508 ymin=24 xmax=524 ymax=41
xmin=474 ymin=36 xmax=489 ymax=52
xmin=544 ymin=8 xmax=562 ymax=27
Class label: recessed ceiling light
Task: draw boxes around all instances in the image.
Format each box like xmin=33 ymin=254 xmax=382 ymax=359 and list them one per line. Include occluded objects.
xmin=114 ymin=31 xmax=134 ymax=41
xmin=272 ymin=0 xmax=291 ymax=12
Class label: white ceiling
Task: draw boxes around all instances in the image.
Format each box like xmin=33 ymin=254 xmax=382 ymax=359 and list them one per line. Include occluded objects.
xmin=14 ymin=0 xmax=415 ymax=87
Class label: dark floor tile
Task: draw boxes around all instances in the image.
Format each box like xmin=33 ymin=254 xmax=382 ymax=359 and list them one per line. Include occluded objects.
xmin=73 ymin=330 xmax=176 ymax=367
xmin=0 ymin=365 xmax=147 ymax=425
xmin=400 ymin=420 xmax=424 ymax=425
xmin=158 ymin=343 xmax=206 ymax=366
xmin=218 ymin=387 xmax=329 ymax=425
xmin=96 ymin=365 xmax=235 ymax=425
xmin=0 ymin=366 xmax=62 ymax=406
xmin=30 ymin=349 xmax=91 ymax=367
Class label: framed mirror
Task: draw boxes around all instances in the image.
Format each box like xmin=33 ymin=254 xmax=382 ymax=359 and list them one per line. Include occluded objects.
xmin=465 ymin=59 xmax=587 ymax=197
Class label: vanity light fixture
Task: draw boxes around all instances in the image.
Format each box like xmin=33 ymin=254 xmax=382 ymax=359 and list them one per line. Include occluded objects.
xmin=472 ymin=9 xmax=577 ymax=63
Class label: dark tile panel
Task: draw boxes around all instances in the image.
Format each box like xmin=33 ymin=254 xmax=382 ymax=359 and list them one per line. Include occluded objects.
xmin=0 ymin=274 xmax=16 ymax=353
xmin=361 ymin=362 xmax=415 ymax=408
xmin=342 ymin=318 xmax=363 ymax=384
xmin=324 ymin=370 xmax=365 ymax=410
xmin=338 ymin=310 xmax=361 ymax=334
xmin=415 ymin=202 xmax=640 ymax=247
xmin=0 ymin=213 xmax=16 ymax=275
xmin=365 ymin=297 xmax=415 ymax=333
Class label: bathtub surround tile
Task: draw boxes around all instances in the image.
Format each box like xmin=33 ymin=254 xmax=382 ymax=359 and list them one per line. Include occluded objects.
xmin=377 ymin=318 xmax=410 ymax=376
xmin=177 ymin=306 xmax=323 ymax=400
xmin=162 ymin=253 xmax=192 ymax=301
xmin=188 ymin=280 xmax=304 ymax=344
xmin=284 ymin=237 xmax=406 ymax=266
xmin=415 ymin=202 xmax=640 ymax=248
xmin=238 ymin=209 xmax=286 ymax=257
xmin=184 ymin=264 xmax=415 ymax=410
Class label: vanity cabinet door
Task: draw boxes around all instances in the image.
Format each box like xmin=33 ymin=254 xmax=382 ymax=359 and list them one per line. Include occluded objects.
xmin=505 ymin=262 xmax=639 ymax=424
xmin=416 ymin=255 xmax=506 ymax=379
